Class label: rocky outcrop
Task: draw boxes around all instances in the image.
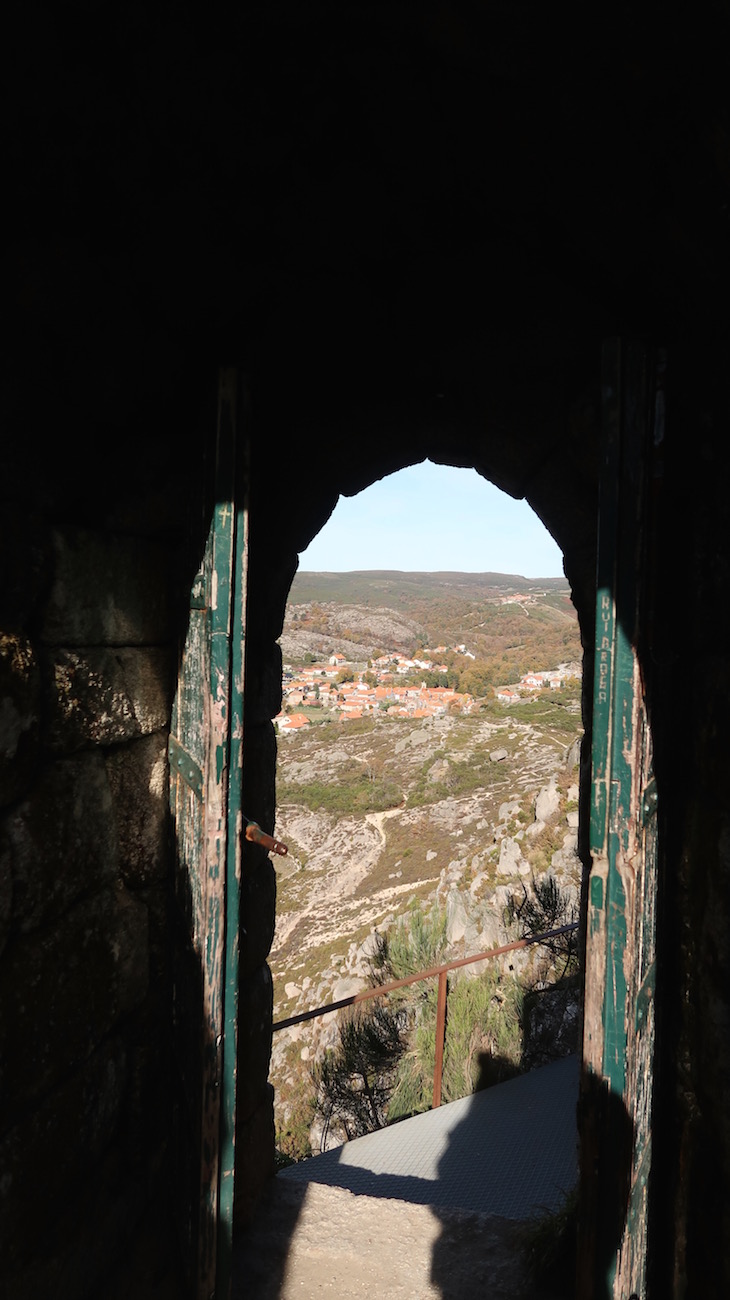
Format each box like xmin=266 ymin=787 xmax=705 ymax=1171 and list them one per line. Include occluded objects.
xmin=280 ymin=603 xmax=426 ymax=663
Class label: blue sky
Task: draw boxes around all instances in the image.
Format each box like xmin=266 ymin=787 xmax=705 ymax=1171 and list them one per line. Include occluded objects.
xmin=298 ymin=461 xmax=564 ymax=578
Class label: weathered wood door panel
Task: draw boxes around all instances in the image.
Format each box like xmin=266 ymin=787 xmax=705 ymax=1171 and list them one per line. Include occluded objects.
xmin=169 ymin=369 xmax=248 ymax=1299
xmin=581 ymin=340 xmax=664 ymax=1298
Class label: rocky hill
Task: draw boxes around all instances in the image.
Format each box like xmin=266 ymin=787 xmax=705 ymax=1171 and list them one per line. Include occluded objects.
xmin=269 ymin=690 xmax=584 ymax=1157
xmin=281 ymin=571 xmax=582 ymax=683
xmin=280 ymin=603 xmax=425 ymax=663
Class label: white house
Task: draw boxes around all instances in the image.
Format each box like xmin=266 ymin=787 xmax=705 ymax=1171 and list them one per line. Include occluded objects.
xmin=276 ymin=711 xmax=310 ymax=735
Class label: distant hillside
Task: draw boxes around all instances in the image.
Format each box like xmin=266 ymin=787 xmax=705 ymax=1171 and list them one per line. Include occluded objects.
xmin=289 ymin=570 xmax=568 ymax=607
xmin=282 ymin=571 xmax=581 ymax=680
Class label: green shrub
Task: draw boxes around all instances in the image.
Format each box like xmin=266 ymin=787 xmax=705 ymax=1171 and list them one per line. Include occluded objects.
xmin=307 ymin=893 xmax=570 ymax=1149
xmin=275 ymin=1043 xmax=318 ymax=1162
xmin=277 ymin=771 xmax=402 ymax=818
xmin=442 ymin=970 xmax=523 ymax=1098
xmin=371 ymin=905 xmax=524 ymax=1120
xmin=370 ymin=902 xmax=448 ymax=982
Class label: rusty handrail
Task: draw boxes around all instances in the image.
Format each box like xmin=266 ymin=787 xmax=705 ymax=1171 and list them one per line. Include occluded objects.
xmin=272 ymin=922 xmax=578 ymax=1108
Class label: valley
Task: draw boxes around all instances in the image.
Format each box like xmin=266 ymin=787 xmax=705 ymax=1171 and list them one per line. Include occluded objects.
xmin=268 ymin=574 xmax=586 ymax=1158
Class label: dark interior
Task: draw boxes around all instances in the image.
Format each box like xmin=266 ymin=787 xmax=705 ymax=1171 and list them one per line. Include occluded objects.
xmin=3 ymin=7 xmax=729 ymax=1296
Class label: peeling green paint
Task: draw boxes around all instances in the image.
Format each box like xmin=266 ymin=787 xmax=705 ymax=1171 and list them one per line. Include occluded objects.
xmin=168 ymin=735 xmax=204 ymax=799
xmin=169 ymin=369 xmax=247 ymax=1300
xmin=583 ymin=341 xmax=662 ymax=1298
xmin=590 ymin=875 xmax=603 ymax=913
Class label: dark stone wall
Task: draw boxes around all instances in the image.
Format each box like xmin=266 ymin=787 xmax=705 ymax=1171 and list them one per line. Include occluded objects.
xmin=0 ymin=510 xmax=181 ymax=1295
xmin=3 ymin=6 xmax=729 ymax=1296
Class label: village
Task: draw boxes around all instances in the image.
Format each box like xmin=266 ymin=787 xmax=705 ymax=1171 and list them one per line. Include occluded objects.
xmin=276 ymin=646 xmax=581 ymax=734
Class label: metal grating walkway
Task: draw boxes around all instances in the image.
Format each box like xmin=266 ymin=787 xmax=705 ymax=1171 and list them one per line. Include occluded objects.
xmin=279 ymin=1054 xmax=579 ymax=1220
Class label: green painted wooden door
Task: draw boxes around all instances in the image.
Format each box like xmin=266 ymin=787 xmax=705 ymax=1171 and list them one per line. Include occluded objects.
xmin=169 ymin=369 xmax=248 ymax=1300
xmin=581 ymin=340 xmax=665 ymax=1298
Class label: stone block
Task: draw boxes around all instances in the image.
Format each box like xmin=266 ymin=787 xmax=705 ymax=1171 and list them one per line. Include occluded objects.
xmin=42 ymin=646 xmax=173 ymax=752
xmin=331 ymin=974 xmax=365 ymax=1003
xmin=41 ymin=527 xmax=173 ymax=646
xmin=428 ymin=757 xmax=450 ymax=784
xmin=106 ymin=732 xmax=170 ymax=887
xmin=0 ymin=884 xmax=148 ymax=1108
xmin=498 ymin=800 xmax=521 ymax=822
xmin=0 ymin=633 xmax=40 ymax=806
xmin=3 ymin=752 xmax=118 ymax=933
xmin=115 ymin=995 xmax=174 ymax=1177
xmin=135 ymin=880 xmax=174 ymax=995
xmin=522 ymin=981 xmax=580 ymax=1070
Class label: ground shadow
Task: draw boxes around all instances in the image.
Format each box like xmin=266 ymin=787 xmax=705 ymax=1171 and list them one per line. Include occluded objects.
xmin=429 ymin=1051 xmax=580 ymax=1299
xmin=246 ymin=1052 xmax=579 ymax=1297
xmin=574 ymin=1068 xmax=636 ymax=1300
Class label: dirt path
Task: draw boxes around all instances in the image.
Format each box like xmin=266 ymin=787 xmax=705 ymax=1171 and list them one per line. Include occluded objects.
xmin=233 ymin=1177 xmax=568 ymax=1299
xmin=102 ymin=1175 xmax=570 ymax=1299
xmin=364 ymin=798 xmax=407 ymax=850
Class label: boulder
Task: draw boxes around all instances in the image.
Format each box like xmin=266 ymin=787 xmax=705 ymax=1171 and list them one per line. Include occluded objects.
xmin=498 ymin=800 xmax=521 ymax=822
xmin=428 ymin=758 xmax=450 ymax=785
xmin=331 ymin=975 xmax=365 ymax=1004
xmin=497 ymin=837 xmax=525 ymax=877
xmin=446 ymin=887 xmax=468 ymax=945
xmin=535 ymin=778 xmax=560 ymax=823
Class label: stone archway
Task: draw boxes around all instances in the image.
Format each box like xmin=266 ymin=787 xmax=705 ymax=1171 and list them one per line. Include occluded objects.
xmin=239 ymin=416 xmax=601 ymax=1200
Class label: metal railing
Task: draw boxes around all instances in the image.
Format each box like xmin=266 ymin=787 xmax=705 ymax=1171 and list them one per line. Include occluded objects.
xmin=272 ymin=922 xmax=579 ymax=1109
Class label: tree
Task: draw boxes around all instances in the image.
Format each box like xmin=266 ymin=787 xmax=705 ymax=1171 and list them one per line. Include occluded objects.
xmin=459 ymin=659 xmax=495 ymax=698
xmin=312 ymin=1001 xmax=406 ymax=1146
